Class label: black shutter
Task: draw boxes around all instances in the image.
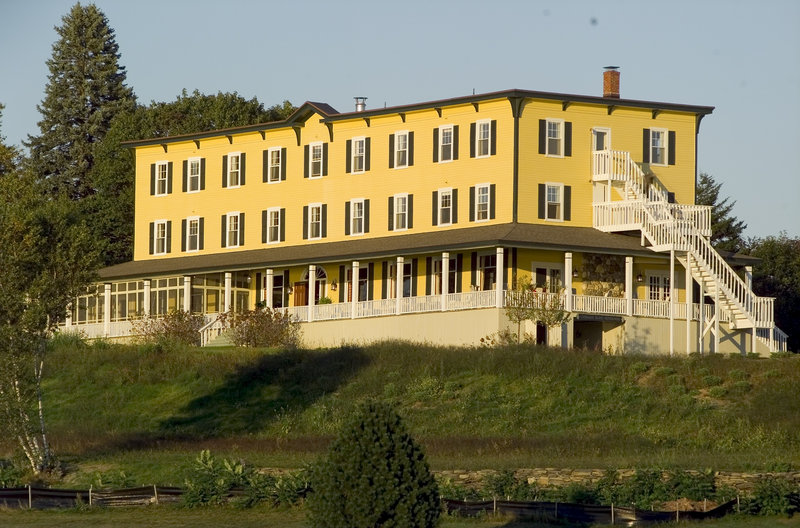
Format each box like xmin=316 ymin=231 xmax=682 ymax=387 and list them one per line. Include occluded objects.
xmin=322 ymin=143 xmax=328 ymax=176
xmin=221 ymin=215 xmax=227 ymax=248
xmin=408 ymin=131 xmax=414 ymax=166
xmin=426 ymin=256 xmax=432 ymax=295
xmin=240 ymin=153 xmax=246 ymax=185
xmin=238 ymin=213 xmax=245 ymax=246
xmin=538 ymin=184 xmax=546 ymax=219
xmin=200 ymin=158 xmax=206 ymax=190
xmin=166 ymin=221 xmax=172 ymax=253
xmin=222 ymin=155 xmax=228 ymax=188
xmin=389 ymin=134 xmax=395 ymax=168
xmin=181 ymin=219 xmax=187 ymax=252
xmin=279 ymin=209 xmax=285 ymax=241
xmin=304 ymin=145 xmax=309 ymax=178
xmin=281 ymin=148 xmax=287 ymax=180
xmin=262 ymin=210 xmax=268 ymax=243
xmin=381 ymin=261 xmax=388 ymax=299
xmin=364 ymin=199 xmax=370 ymax=233
xmin=470 ymin=123 xmax=476 ymax=158
xmin=470 ymin=252 xmax=477 ymax=290
xmin=198 ymin=217 xmax=204 ymax=250
xmin=564 ymin=185 xmax=572 ymax=221
xmin=432 ymin=191 xmax=439 ymax=226
xmin=167 ymin=162 xmax=173 ymax=194
xmin=302 ymin=206 xmax=309 ymax=239
xmin=388 ymin=196 xmax=394 ymax=231
xmin=321 ymin=204 xmax=327 ymax=238
xmin=564 ymin=122 xmax=572 ymax=157
xmin=182 ymin=160 xmax=188 ymax=192
xmin=491 ymin=120 xmax=497 ymax=155
xmin=149 ymin=222 xmax=154 ymax=254
xmin=433 ymin=128 xmax=439 ymax=162
xmin=346 ymin=140 xmax=352 ymax=174
xmin=365 ymin=137 xmax=371 ymax=171
xmin=469 ymin=186 xmax=475 ymax=222
xmin=262 ymin=150 xmax=269 ymax=182
xmin=368 ymin=263 xmax=374 ymax=300
xmin=150 ymin=164 xmax=156 ymax=195
xmin=452 ymin=188 xmax=459 ymax=224
xmin=453 ymin=125 xmax=459 ymax=160
xmin=642 ymin=129 xmax=651 ymax=163
xmin=411 ymin=259 xmax=418 ymax=296
xmin=668 ymin=131 xmax=676 ymax=165
xmin=489 ymin=184 xmax=496 ymax=220
xmin=344 ymin=201 xmax=351 ymax=235
xmin=338 ymin=266 xmax=345 ymax=303
xmin=407 ymin=194 xmax=414 ymax=229
xmin=538 ymin=119 xmax=546 ymax=154
xmin=456 ymin=253 xmax=463 ymax=292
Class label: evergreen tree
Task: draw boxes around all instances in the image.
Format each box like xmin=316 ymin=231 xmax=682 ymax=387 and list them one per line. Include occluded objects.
xmin=0 ymin=104 xmax=21 ymax=176
xmin=308 ymin=401 xmax=440 ymax=528
xmin=25 ymin=2 xmax=135 ymax=200
xmin=696 ymin=172 xmax=747 ymax=253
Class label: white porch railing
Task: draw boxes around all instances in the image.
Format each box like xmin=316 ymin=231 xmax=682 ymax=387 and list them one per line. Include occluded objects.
xmin=447 ymin=290 xmax=496 ymax=311
xmin=573 ymin=294 xmax=627 ymax=315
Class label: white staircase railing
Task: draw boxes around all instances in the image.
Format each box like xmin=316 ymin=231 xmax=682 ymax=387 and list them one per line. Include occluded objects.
xmin=199 ymin=313 xmax=226 ymax=346
xmin=592 ymin=149 xmax=775 ymax=338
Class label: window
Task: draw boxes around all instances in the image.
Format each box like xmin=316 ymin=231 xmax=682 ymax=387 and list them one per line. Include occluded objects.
xmin=394 ymin=194 xmax=408 ymax=231
xmin=267 ymin=147 xmax=282 ymax=183
xmin=650 ymin=128 xmax=666 ymax=165
xmin=309 ymin=204 xmax=322 ymax=239
xmin=392 ymin=131 xmax=410 ymax=169
xmin=476 ymin=120 xmax=491 ymax=157
xmin=350 ymin=137 xmax=366 ymax=173
xmin=183 ymin=216 xmax=202 ymax=252
xmin=539 ymin=119 xmax=572 ymax=157
xmin=266 ymin=207 xmax=281 ymax=244
xmin=351 ymin=199 xmax=364 ymax=235
xmin=648 ymin=274 xmax=670 ymax=301
xmin=309 ymin=142 xmax=323 ymax=178
xmin=151 ymin=220 xmax=170 ymax=255
xmin=271 ymin=272 xmax=286 ymax=308
xmin=221 ymin=212 xmax=244 ymax=248
xmin=546 ymin=183 xmax=563 ymax=221
xmin=438 ymin=188 xmax=453 ymax=226
xmin=186 ymin=157 xmax=202 ymax=192
xmin=226 ymin=153 xmax=243 ymax=187
xmin=227 ymin=213 xmax=240 ymax=247
xmin=385 ymin=262 xmax=396 ymax=299
xmin=592 ymin=127 xmax=610 ymax=152
xmin=547 ymin=120 xmax=563 ymax=157
xmin=154 ymin=162 xmax=169 ymax=195
xmin=476 ymin=184 xmax=490 ymax=221
xmin=433 ymin=257 xmax=458 ymax=294
xmin=439 ymin=125 xmax=454 ymax=162
xmin=477 ymin=254 xmax=496 ymax=291
xmin=533 ymin=265 xmax=563 ymax=292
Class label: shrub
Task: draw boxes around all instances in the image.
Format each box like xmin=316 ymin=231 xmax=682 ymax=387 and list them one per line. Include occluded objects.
xmin=629 ymin=361 xmax=650 ymax=376
xmin=653 ymin=367 xmax=675 ymax=377
xmin=746 ymin=476 xmax=799 ymax=516
xmin=484 ymin=470 xmax=538 ymax=501
xmin=131 ymin=310 xmax=204 ymax=347
xmin=728 ymin=369 xmax=748 ymax=381
xmin=222 ymin=308 xmax=300 ymax=348
xmin=308 ymin=401 xmax=440 ymax=528
xmin=0 ymin=459 xmax=24 ymax=488
xmin=708 ymin=386 xmax=728 ymax=398
xmin=729 ymin=380 xmax=752 ymax=395
xmin=183 ymin=450 xmax=245 ymax=506
xmin=701 ymin=375 xmax=723 ymax=387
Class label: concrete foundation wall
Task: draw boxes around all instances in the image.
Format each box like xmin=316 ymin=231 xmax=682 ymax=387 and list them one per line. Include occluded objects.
xmin=622 ymin=316 xmax=767 ymax=356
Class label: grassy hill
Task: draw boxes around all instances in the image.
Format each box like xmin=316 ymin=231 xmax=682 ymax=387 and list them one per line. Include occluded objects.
xmin=5 ymin=338 xmax=799 ymax=486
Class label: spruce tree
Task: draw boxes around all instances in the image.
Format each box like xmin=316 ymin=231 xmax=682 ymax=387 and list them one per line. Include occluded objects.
xmin=308 ymin=401 xmax=440 ymax=528
xmin=696 ymin=172 xmax=747 ymax=253
xmin=25 ymin=2 xmax=134 ymax=200
xmin=0 ymin=104 xmax=21 ymax=176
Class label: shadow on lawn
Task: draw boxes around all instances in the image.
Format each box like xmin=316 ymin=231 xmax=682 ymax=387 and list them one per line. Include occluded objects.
xmin=156 ymin=345 xmax=369 ymax=439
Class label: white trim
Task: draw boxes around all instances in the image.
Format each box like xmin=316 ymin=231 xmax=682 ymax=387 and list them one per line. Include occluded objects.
xmin=267 ymin=147 xmax=282 ymax=184
xmin=394 ymin=130 xmax=409 ymax=169
xmin=154 ymin=161 xmax=169 ymax=196
xmin=438 ymin=124 xmax=454 ymax=163
xmin=544 ymin=182 xmax=565 ymax=222
xmin=266 ymin=206 xmax=281 ymax=244
xmin=308 ymin=202 xmax=323 ymax=240
xmin=530 ymin=261 xmax=565 ymax=292
xmin=350 ymin=198 xmax=366 ymax=236
xmin=649 ymin=127 xmax=668 ymax=166
xmin=226 ymin=152 xmax=242 ymax=188
xmin=225 ymin=210 xmax=241 ymax=248
xmin=393 ymin=193 xmax=409 ymax=232
xmin=545 ymin=118 xmax=565 ymax=158
xmin=591 ymin=127 xmax=611 ymax=152
xmin=309 ymin=141 xmax=323 ymax=179
xmin=437 ymin=187 xmax=453 ymax=226
xmin=185 ymin=215 xmax=200 ymax=252
xmin=351 ymin=136 xmax=366 ymax=174
xmin=646 ymin=271 xmax=670 ymax=301
xmin=186 ymin=157 xmax=202 ymax=193
xmin=475 ymin=119 xmax=492 ymax=158
xmin=153 ymin=219 xmax=169 ymax=255
xmin=474 ymin=183 xmax=491 ymax=222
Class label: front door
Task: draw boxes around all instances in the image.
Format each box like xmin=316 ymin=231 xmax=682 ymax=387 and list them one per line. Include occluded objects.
xmin=293 ymin=282 xmax=308 ymax=306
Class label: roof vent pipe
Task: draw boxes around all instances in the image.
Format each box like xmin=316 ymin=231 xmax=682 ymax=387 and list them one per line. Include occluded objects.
xmin=354 ymin=97 xmax=367 ymax=112
xmin=603 ymin=66 xmax=620 ymax=99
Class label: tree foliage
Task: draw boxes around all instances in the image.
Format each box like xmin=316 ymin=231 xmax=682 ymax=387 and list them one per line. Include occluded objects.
xmin=0 ymin=104 xmax=22 ymax=176
xmin=505 ymin=276 xmax=572 ymax=343
xmin=308 ymin=401 xmax=440 ymax=528
xmin=25 ymin=2 xmax=135 ymax=200
xmin=696 ymin=172 xmax=747 ymax=253
xmin=0 ymin=169 xmax=98 ymax=473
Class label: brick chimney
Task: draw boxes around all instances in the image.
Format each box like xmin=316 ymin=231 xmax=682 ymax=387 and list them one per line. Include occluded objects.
xmin=603 ymin=66 xmax=620 ymax=99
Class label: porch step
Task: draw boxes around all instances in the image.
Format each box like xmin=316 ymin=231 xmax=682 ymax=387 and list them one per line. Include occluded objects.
xmin=204 ymin=330 xmax=234 ymax=347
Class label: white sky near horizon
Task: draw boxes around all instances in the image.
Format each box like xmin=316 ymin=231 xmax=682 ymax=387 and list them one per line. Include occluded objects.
xmin=1 ymin=0 xmax=798 ymax=239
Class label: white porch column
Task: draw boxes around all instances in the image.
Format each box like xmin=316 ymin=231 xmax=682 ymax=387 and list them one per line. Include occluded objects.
xmin=351 ymin=261 xmax=359 ymax=319
xmin=625 ymin=256 xmax=634 ymax=316
xmin=308 ymin=265 xmax=316 ymax=322
xmin=103 ymin=283 xmax=111 ymax=337
xmin=224 ymin=272 xmax=232 ymax=313
xmin=65 ymin=303 xmax=73 ymax=328
xmin=685 ymin=253 xmax=693 ymax=355
xmin=714 ymin=286 xmax=720 ymax=354
xmin=745 ymin=266 xmax=753 ymax=290
xmin=265 ymin=269 xmax=274 ymax=309
xmin=395 ymin=256 xmax=404 ymax=314
xmin=495 ymin=247 xmax=504 ymax=308
xmin=699 ymin=279 xmax=705 ymax=355
xmin=669 ymin=249 xmax=675 ymax=356
xmin=565 ymin=252 xmax=574 ymax=313
xmin=441 ymin=252 xmax=450 ymax=312
xmin=183 ymin=276 xmax=192 ymax=312
xmin=143 ymin=279 xmax=151 ymax=317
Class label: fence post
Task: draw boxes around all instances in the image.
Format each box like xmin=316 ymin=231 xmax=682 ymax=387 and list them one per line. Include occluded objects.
xmin=89 ymin=484 xmax=92 ymax=506
xmin=611 ymin=502 xmax=614 ymax=525
xmin=493 ymin=496 xmax=496 ymax=514
xmin=154 ymin=484 xmax=159 ymax=504
xmin=28 ymin=484 xmax=32 ymax=509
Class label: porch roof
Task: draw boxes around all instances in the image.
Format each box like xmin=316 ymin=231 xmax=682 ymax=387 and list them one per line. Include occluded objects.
xmin=98 ymin=223 xmax=653 ymax=280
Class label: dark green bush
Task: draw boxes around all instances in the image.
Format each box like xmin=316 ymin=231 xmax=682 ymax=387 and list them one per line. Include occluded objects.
xmin=483 ymin=470 xmax=538 ymax=501
xmin=746 ymin=476 xmax=799 ymax=516
xmin=728 ymin=369 xmax=748 ymax=381
xmin=702 ymin=375 xmax=723 ymax=387
xmin=729 ymin=381 xmax=752 ymax=395
xmin=0 ymin=459 xmax=24 ymax=488
xmin=308 ymin=401 xmax=440 ymax=528
xmin=708 ymin=386 xmax=728 ymax=398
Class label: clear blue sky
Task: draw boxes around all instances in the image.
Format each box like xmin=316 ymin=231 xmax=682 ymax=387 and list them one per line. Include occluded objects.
xmin=1 ymin=0 xmax=798 ymax=239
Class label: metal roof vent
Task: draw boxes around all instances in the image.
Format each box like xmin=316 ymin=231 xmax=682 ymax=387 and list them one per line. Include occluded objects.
xmin=354 ymin=97 xmax=367 ymax=112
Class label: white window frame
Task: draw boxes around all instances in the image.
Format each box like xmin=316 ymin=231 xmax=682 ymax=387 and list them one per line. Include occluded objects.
xmin=308 ymin=203 xmax=323 ymax=240
xmin=476 ymin=119 xmax=491 ymax=158
xmin=531 ymin=262 xmax=564 ymax=292
xmin=439 ymin=124 xmax=454 ymax=163
xmin=155 ymin=161 xmax=169 ymax=196
xmin=351 ymin=137 xmax=366 ymax=174
xmin=393 ymin=193 xmax=408 ymax=231
xmin=650 ymin=127 xmax=667 ymax=166
xmin=226 ymin=211 xmax=241 ymax=248
xmin=187 ymin=157 xmax=201 ymax=193
xmin=153 ymin=219 xmax=168 ymax=255
xmin=267 ymin=147 xmax=282 ymax=184
xmin=592 ymin=127 xmax=611 ymax=152
xmin=266 ymin=207 xmax=281 ymax=244
xmin=438 ymin=188 xmax=453 ymax=226
xmin=545 ymin=182 xmax=564 ymax=222
xmin=386 ymin=262 xmax=397 ymax=299
xmin=477 ymin=253 xmax=497 ymax=291
xmin=546 ymin=118 xmax=564 ymax=158
xmin=475 ymin=183 xmax=490 ymax=222
xmin=186 ymin=216 xmax=200 ymax=252
xmin=350 ymin=198 xmax=365 ymax=236
xmin=433 ymin=257 xmax=457 ymax=295
xmin=394 ymin=131 xmax=409 ymax=169
xmin=227 ymin=152 xmax=242 ymax=188
xmin=309 ymin=142 xmax=323 ymax=179
xmin=648 ymin=273 xmax=670 ymax=301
